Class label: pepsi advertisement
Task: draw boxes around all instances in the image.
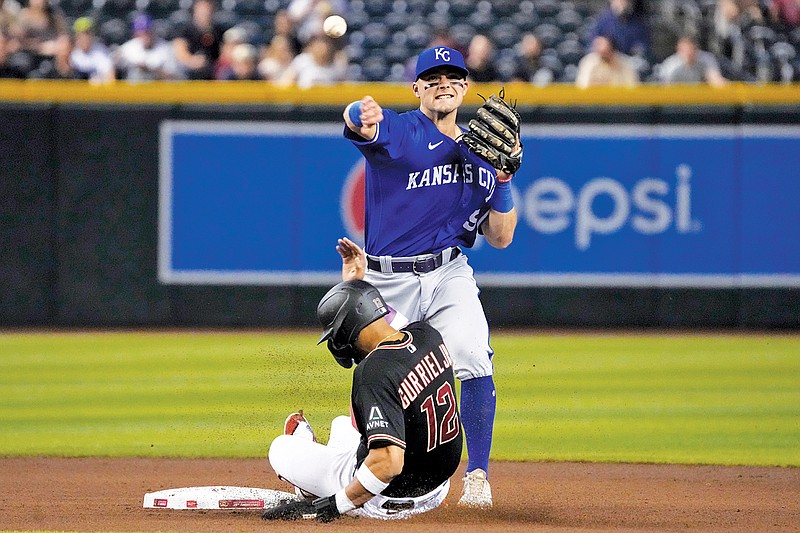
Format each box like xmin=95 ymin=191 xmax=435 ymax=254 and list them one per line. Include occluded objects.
xmin=159 ymin=121 xmax=800 ymax=288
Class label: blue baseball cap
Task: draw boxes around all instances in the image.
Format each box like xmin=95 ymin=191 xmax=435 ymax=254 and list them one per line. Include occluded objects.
xmin=414 ymin=46 xmax=469 ymax=80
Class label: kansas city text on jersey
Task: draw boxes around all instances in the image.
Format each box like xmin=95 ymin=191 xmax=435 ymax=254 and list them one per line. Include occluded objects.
xmin=398 ymin=343 xmax=453 ymax=409
xmin=406 ymin=163 xmax=495 ymax=191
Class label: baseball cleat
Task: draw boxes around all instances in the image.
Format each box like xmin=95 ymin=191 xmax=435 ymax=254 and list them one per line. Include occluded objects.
xmin=283 ymin=410 xmax=316 ymax=442
xmin=457 ymin=468 xmax=492 ymax=508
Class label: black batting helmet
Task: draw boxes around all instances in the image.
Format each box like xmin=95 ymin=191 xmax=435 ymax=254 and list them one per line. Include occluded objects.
xmin=316 ymin=280 xmax=389 ymax=368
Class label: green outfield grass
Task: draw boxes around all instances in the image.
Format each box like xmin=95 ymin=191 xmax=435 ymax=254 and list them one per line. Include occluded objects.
xmin=1 ymin=331 xmax=798 ymax=466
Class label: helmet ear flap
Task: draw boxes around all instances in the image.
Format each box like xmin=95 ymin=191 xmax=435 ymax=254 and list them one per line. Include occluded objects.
xmin=327 ymin=338 xmax=355 ymax=368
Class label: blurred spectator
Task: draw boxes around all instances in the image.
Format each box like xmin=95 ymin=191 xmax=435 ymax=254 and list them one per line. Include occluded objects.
xmin=271 ymin=9 xmax=302 ymax=55
xmin=0 ymin=0 xmax=21 ymax=43
xmin=587 ymin=0 xmax=651 ymax=59
xmin=28 ymin=31 xmax=82 ymax=78
xmin=575 ymin=34 xmax=640 ymax=88
xmin=769 ymin=0 xmax=800 ymax=28
xmin=287 ymin=0 xmax=347 ymax=45
xmin=710 ymin=0 xmax=754 ymax=77
xmin=279 ymin=34 xmax=346 ymax=87
xmin=738 ymin=0 xmax=767 ymax=22
xmin=0 ymin=30 xmax=24 ymax=77
xmin=220 ymin=43 xmax=261 ymax=80
xmin=69 ymin=17 xmax=115 ymax=83
xmin=172 ymin=0 xmax=224 ymax=80
xmin=465 ymin=34 xmax=499 ymax=82
xmin=215 ymin=25 xmax=248 ymax=80
xmin=258 ymin=34 xmax=295 ymax=81
xmin=657 ymin=33 xmax=729 ymax=87
xmin=115 ymin=13 xmax=182 ymax=81
xmin=16 ymin=0 xmax=67 ymax=58
xmin=511 ymin=32 xmax=544 ymax=82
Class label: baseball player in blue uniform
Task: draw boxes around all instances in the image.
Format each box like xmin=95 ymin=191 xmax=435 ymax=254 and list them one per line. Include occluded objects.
xmin=341 ymin=45 xmax=521 ymax=508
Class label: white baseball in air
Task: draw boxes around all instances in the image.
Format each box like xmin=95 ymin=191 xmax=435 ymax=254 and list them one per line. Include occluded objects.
xmin=323 ymin=15 xmax=347 ymax=38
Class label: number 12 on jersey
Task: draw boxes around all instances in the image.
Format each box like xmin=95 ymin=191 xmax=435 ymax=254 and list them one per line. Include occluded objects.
xmin=420 ymin=382 xmax=459 ymax=452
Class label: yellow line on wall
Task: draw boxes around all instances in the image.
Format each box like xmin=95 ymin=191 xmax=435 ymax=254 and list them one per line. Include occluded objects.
xmin=0 ymin=80 xmax=799 ymax=106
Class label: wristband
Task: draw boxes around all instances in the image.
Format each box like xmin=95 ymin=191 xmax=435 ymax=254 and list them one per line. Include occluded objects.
xmin=489 ymin=180 xmax=514 ymax=213
xmin=334 ymin=489 xmax=356 ymax=513
xmin=347 ymin=101 xmax=363 ymax=127
xmin=355 ymin=463 xmax=390 ymax=495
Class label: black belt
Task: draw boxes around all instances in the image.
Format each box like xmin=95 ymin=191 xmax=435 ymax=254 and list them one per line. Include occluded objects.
xmin=366 ymin=248 xmax=461 ymax=274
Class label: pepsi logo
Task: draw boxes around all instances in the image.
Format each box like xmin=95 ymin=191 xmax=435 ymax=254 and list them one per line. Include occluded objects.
xmin=340 ymin=158 xmax=366 ymax=243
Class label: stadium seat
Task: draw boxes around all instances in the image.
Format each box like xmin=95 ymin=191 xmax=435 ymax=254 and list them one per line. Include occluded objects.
xmin=749 ymin=25 xmax=776 ymax=47
xmin=428 ymin=12 xmax=452 ymax=33
xmin=695 ymin=0 xmax=717 ymax=17
xmin=448 ymin=23 xmax=476 ymax=49
xmin=556 ymin=38 xmax=583 ymax=66
xmin=98 ymin=17 xmax=131 ymax=46
xmin=147 ymin=0 xmax=181 ymax=19
xmin=231 ymin=19 xmax=261 ymax=42
xmin=361 ymin=22 xmax=390 ymax=49
xmin=560 ymin=62 xmax=578 ymax=83
xmin=771 ymin=41 xmax=797 ymax=83
xmin=385 ymin=41 xmax=410 ymax=64
xmin=518 ymin=0 xmax=536 ymax=17
xmin=213 ymin=10 xmax=241 ymax=31
xmin=263 ymin=0 xmax=281 ymax=15
xmin=790 ymin=27 xmax=800 ymax=47
xmin=497 ymin=60 xmax=518 ymax=82
xmin=363 ymin=0 xmax=391 ymax=17
xmin=346 ymin=62 xmax=363 ymax=81
xmin=469 ymin=10 xmax=495 ymax=33
xmin=495 ymin=54 xmax=517 ymax=81
xmin=386 ymin=62 xmax=407 ymax=82
xmin=510 ymin=10 xmax=539 ymax=33
xmin=151 ymin=17 xmax=176 ymax=40
xmin=450 ymin=0 xmax=475 ymax=19
xmin=535 ymin=23 xmax=563 ymax=49
xmin=492 ymin=0 xmax=518 ymax=18
xmin=167 ymin=8 xmax=191 ymax=31
xmin=406 ymin=0 xmax=432 ymax=15
xmin=346 ymin=8 xmax=369 ymax=31
xmin=232 ymin=0 xmax=267 ymax=18
xmin=539 ymin=51 xmax=564 ymax=78
xmin=362 ymin=54 xmax=389 ymax=81
xmin=555 ymin=9 xmax=583 ymax=34
xmin=58 ymin=0 xmax=94 ymax=18
xmin=405 ymin=22 xmax=433 ymax=49
xmin=102 ymin=0 xmax=138 ymax=19
xmin=344 ymin=43 xmax=366 ymax=63
xmin=384 ymin=12 xmax=409 ymax=32
xmin=535 ymin=0 xmax=561 ymax=21
xmin=491 ymin=22 xmax=521 ymax=50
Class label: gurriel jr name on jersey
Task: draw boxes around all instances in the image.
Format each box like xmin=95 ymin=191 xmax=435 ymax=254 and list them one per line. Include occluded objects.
xmin=398 ymin=343 xmax=453 ymax=409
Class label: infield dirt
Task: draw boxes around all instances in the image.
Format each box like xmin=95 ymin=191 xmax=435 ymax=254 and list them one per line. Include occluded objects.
xmin=3 ymin=457 xmax=798 ymax=532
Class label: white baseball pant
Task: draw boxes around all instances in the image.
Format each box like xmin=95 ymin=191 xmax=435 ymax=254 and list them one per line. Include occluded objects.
xmin=268 ymin=415 xmax=450 ymax=520
xmin=365 ymin=252 xmax=494 ymax=381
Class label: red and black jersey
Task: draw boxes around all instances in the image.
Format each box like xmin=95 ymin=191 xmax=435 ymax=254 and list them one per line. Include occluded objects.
xmin=351 ymin=321 xmax=463 ymax=498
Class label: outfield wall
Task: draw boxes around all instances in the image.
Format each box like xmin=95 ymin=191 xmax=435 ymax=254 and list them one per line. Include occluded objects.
xmin=1 ymin=81 xmax=799 ymax=328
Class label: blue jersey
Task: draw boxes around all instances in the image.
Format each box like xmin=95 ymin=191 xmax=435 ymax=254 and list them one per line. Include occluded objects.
xmin=344 ymin=109 xmax=498 ymax=257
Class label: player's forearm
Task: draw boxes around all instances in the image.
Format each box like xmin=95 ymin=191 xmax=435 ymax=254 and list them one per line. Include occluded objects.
xmin=483 ymin=208 xmax=517 ymax=249
xmin=341 ymin=446 xmax=404 ymax=507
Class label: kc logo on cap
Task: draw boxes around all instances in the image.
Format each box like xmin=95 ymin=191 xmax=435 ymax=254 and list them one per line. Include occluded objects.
xmin=415 ymin=46 xmax=469 ymax=79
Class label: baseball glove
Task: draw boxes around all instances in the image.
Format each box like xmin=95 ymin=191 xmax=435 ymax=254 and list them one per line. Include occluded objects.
xmin=262 ymin=495 xmax=341 ymax=523
xmin=461 ymin=89 xmax=523 ymax=177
